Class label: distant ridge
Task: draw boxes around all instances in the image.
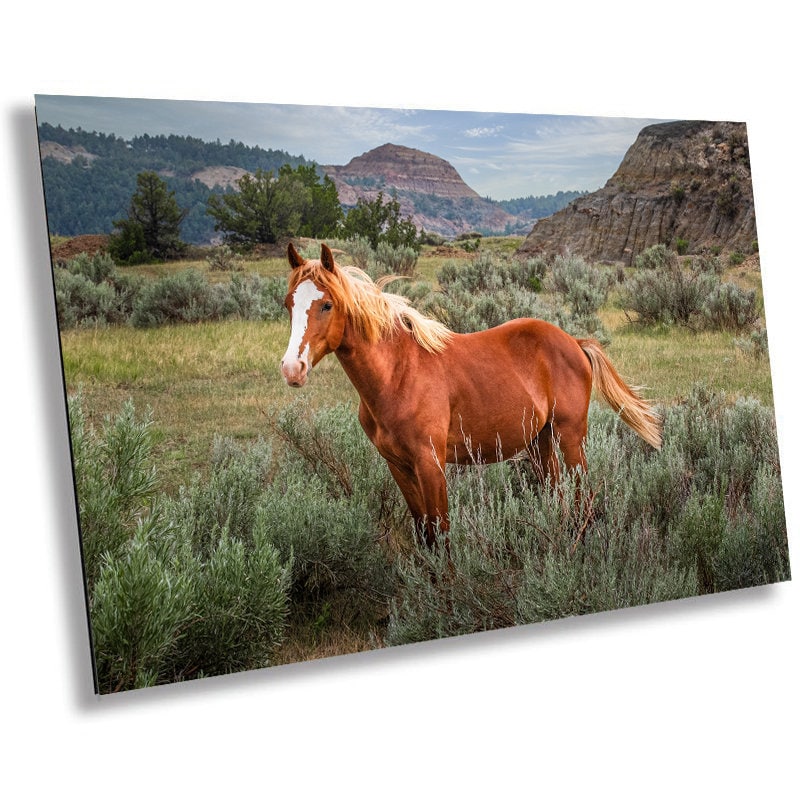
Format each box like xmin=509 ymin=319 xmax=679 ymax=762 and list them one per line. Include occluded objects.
xmin=323 ymin=143 xmax=535 ymax=237
xmin=37 ymin=124 xmax=581 ymax=243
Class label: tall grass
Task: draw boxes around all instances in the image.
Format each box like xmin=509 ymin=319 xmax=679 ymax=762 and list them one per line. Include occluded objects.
xmin=72 ymin=382 xmax=789 ymax=688
xmin=70 ymin=395 xmax=292 ymax=692
xmin=386 ymin=388 xmax=789 ymax=645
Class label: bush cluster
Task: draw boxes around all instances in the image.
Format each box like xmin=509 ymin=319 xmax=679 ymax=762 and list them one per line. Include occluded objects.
xmin=324 ymin=237 xmax=419 ymax=278
xmin=206 ymin=244 xmax=244 ymax=272
xmin=71 ymin=395 xmax=291 ymax=691
xmin=73 ymin=382 xmax=789 ymax=689
xmin=407 ymin=252 xmax=608 ymax=339
xmin=415 ymin=252 xmax=551 ymax=334
xmin=53 ymin=253 xmax=144 ymax=328
xmin=622 ymin=245 xmax=760 ymax=330
xmin=53 ymin=252 xmax=288 ymax=328
xmin=72 ymin=394 xmax=401 ymax=692
xmin=385 ymin=385 xmax=789 ymax=645
xmin=547 ymin=254 xmax=614 ymax=338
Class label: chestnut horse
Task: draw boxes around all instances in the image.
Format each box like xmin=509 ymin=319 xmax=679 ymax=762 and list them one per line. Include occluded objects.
xmin=281 ymin=243 xmax=661 ymax=547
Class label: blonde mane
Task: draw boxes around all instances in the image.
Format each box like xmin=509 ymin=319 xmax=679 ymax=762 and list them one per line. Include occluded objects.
xmin=288 ymin=259 xmax=453 ymax=354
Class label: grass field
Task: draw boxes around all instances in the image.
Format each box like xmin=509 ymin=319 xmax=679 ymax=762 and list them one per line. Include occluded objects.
xmin=60 ymin=242 xmax=774 ymax=488
xmin=56 ymin=240 xmax=785 ymax=678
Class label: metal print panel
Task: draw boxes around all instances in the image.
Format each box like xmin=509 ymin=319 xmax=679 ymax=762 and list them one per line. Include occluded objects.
xmin=35 ymin=95 xmax=791 ymax=693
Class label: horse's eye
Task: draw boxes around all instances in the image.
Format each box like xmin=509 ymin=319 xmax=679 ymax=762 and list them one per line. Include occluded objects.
xmin=322 ymin=301 xmax=333 ymax=312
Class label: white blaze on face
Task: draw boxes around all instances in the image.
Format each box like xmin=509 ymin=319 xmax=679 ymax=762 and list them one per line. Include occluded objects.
xmin=283 ymin=280 xmax=325 ymax=367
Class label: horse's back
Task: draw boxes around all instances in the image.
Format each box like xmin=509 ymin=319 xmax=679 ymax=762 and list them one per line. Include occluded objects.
xmin=449 ymin=317 xmax=591 ymax=384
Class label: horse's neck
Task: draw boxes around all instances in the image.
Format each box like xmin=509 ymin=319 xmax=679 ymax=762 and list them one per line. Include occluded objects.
xmin=335 ymin=322 xmax=415 ymax=406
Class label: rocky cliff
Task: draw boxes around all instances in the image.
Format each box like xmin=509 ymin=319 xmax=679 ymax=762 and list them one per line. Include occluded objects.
xmin=324 ymin=143 xmax=529 ymax=237
xmin=518 ymin=120 xmax=757 ymax=264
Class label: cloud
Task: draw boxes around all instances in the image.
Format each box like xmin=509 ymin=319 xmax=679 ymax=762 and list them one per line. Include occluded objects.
xmin=463 ymin=125 xmax=504 ymax=138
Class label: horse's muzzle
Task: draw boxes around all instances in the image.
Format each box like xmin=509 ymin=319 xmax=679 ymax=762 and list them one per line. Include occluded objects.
xmin=281 ymin=358 xmax=308 ymax=388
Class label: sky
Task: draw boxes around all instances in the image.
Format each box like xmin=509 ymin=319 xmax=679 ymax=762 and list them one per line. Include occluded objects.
xmin=35 ymin=94 xmax=667 ymax=200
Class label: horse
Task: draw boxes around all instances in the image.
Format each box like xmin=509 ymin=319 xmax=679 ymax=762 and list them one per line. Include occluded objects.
xmin=280 ymin=242 xmax=661 ymax=548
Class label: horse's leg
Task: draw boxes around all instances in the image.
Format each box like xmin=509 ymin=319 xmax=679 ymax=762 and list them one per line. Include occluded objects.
xmin=527 ymin=423 xmax=560 ymax=487
xmin=386 ymin=462 xmax=427 ymax=540
xmin=387 ymin=459 xmax=447 ymax=550
xmin=413 ymin=453 xmax=450 ymax=550
xmin=553 ymin=418 xmax=593 ymax=546
xmin=555 ymin=421 xmax=587 ymax=474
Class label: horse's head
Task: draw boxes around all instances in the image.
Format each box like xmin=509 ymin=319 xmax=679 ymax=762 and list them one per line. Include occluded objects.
xmin=280 ymin=243 xmax=346 ymax=388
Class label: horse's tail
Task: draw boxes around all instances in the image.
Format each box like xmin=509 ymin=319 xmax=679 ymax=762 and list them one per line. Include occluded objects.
xmin=578 ymin=338 xmax=662 ymax=450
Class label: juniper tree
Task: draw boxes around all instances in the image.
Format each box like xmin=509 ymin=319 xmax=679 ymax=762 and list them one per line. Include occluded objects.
xmin=110 ymin=171 xmax=187 ymax=262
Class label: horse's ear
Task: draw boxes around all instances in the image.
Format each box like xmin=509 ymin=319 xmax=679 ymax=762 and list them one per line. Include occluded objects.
xmin=287 ymin=242 xmax=305 ymax=269
xmin=320 ymin=243 xmax=336 ymax=273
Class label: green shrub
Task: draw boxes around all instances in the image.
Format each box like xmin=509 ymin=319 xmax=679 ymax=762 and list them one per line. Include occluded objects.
xmin=414 ymin=253 xmax=554 ymax=333
xmin=548 ymin=254 xmax=613 ymax=335
xmin=329 ymin=236 xmax=374 ymax=271
xmin=54 ymin=253 xmax=145 ymax=328
xmin=176 ymin=525 xmax=291 ymax=679
xmin=375 ymin=241 xmax=418 ymax=276
xmin=259 ymin=403 xmax=400 ymax=612
xmin=70 ymin=395 xmax=291 ymax=692
xmin=206 ymin=244 xmax=244 ymax=272
xmin=91 ymin=513 xmax=195 ymax=691
xmin=437 ymin=252 xmax=507 ymax=293
xmin=167 ymin=435 xmax=274 ymax=560
xmin=130 ymin=269 xmax=230 ymax=327
xmin=54 ymin=270 xmax=119 ymax=328
xmin=634 ymin=243 xmax=677 ymax=271
xmin=68 ymin=395 xmax=159 ymax=590
xmin=422 ymin=284 xmax=550 ymax=334
xmin=226 ymin=272 xmax=287 ymax=321
xmin=65 ymin=251 xmax=116 ymax=283
xmin=693 ymin=254 xmax=725 ymax=275
xmin=324 ymin=237 xmax=419 ymax=279
xmin=716 ymin=179 xmax=740 ymax=218
xmin=621 ymin=257 xmax=718 ymax=327
xmin=728 ymin=251 xmax=746 ymax=266
xmin=735 ymin=327 xmax=769 ymax=360
xmin=386 ymin=387 xmax=788 ymax=646
xmin=702 ymin=282 xmax=759 ymax=330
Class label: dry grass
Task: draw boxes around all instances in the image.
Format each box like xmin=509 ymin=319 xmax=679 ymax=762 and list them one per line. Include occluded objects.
xmin=61 ymin=259 xmax=776 ymax=489
xmin=62 ymin=320 xmax=359 ymax=489
xmin=125 ymin=254 xmax=289 ymax=283
xmin=272 ymin=615 xmax=387 ymax=667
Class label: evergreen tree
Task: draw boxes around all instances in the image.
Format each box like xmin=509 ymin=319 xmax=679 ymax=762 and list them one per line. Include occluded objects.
xmin=290 ymin=164 xmax=343 ymax=238
xmin=206 ymin=165 xmax=342 ymax=245
xmin=206 ymin=169 xmax=302 ymax=245
xmin=109 ymin=171 xmax=187 ymax=262
xmin=341 ymin=192 xmax=419 ymax=250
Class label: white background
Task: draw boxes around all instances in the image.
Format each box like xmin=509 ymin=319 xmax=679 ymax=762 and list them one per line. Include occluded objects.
xmin=3 ymin=2 xmax=798 ymax=796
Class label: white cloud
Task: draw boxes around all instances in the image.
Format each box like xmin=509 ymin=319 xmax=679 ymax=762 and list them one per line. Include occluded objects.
xmin=463 ymin=125 xmax=504 ymax=138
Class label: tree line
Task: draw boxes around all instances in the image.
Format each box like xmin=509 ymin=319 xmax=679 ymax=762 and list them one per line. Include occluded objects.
xmin=39 ymin=125 xmax=586 ymax=246
xmin=496 ymin=190 xmax=589 ymax=218
xmin=106 ymin=169 xmax=420 ymax=264
xmin=39 ymin=124 xmax=310 ymax=243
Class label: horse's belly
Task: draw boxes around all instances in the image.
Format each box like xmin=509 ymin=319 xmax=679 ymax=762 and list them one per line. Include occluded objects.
xmin=445 ymin=396 xmax=545 ymax=465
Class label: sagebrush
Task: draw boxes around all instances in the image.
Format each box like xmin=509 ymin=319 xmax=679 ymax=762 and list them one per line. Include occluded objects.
xmin=70 ymin=382 xmax=789 ymax=689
